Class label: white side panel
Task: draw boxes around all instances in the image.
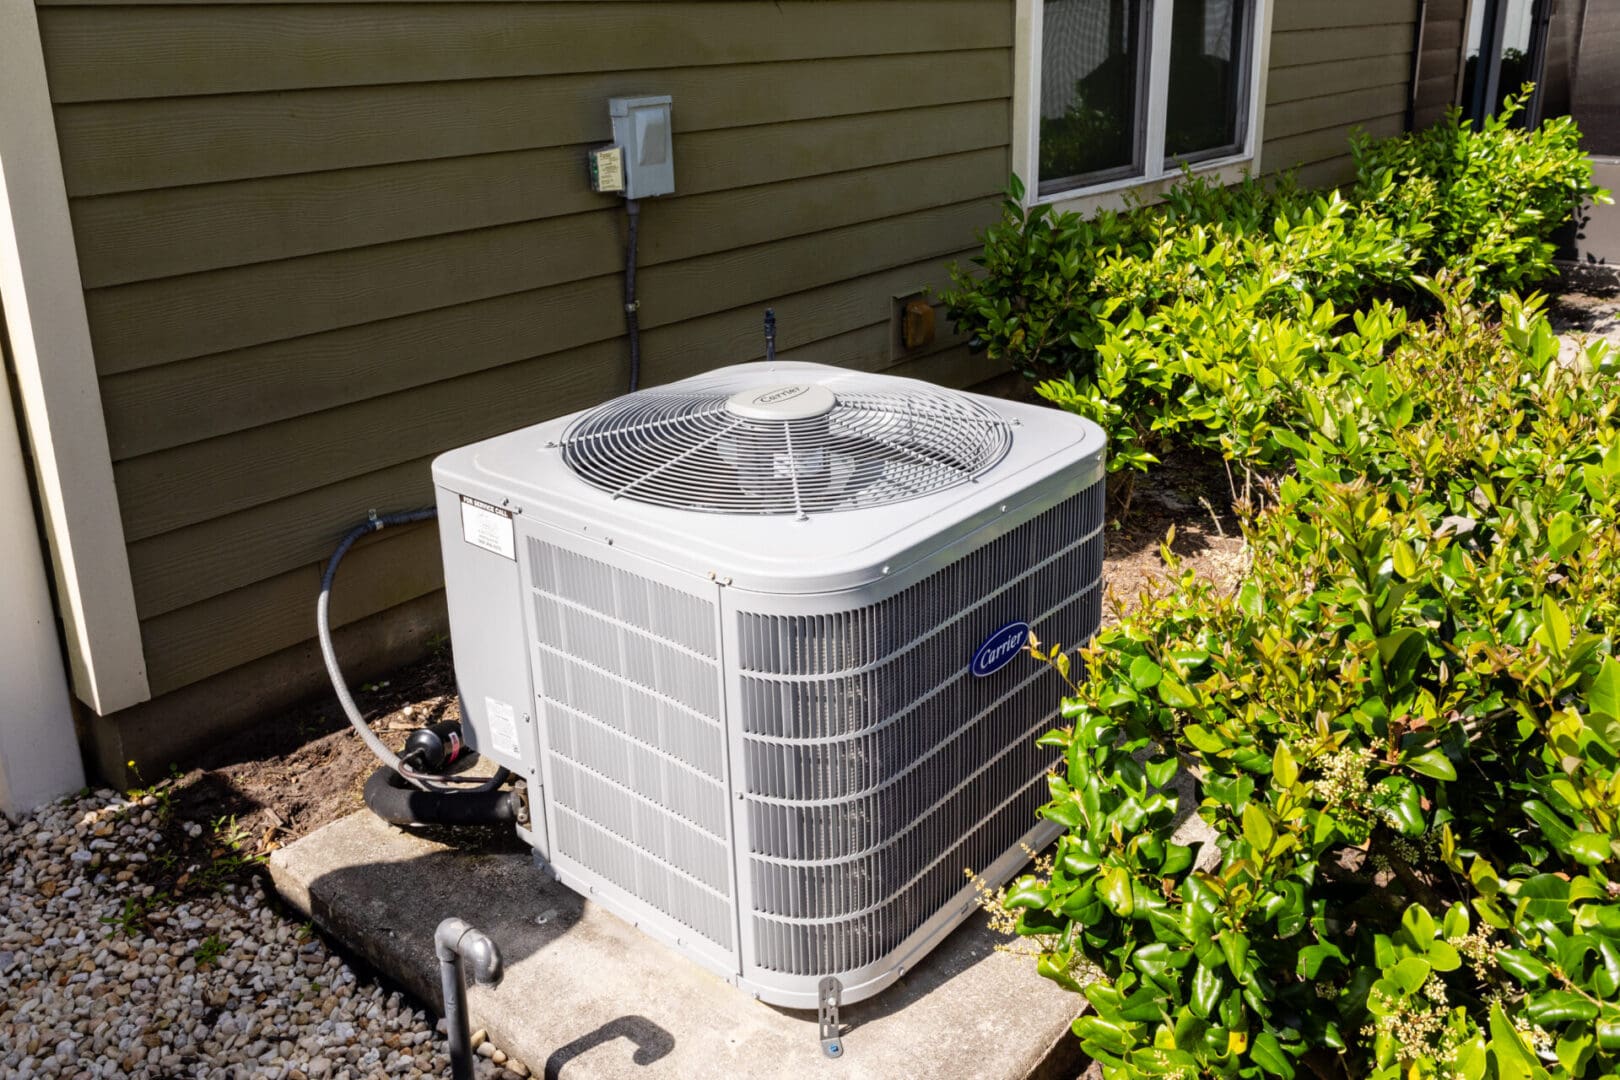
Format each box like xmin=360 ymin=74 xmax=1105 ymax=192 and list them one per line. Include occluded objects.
xmin=516 ymin=518 xmax=741 ymax=979
xmin=0 ymin=370 xmax=80 ymax=816
xmin=434 ymin=485 xmax=547 ymax=857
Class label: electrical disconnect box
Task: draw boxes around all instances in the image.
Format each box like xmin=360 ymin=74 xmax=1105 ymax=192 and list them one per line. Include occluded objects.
xmin=608 ymin=95 xmax=675 ymax=199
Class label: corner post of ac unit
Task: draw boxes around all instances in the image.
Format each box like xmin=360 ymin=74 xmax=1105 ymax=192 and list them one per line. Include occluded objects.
xmin=0 ymin=0 xmax=151 ymax=733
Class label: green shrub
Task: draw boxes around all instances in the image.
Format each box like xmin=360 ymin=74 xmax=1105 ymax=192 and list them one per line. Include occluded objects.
xmin=942 ymin=91 xmax=1607 ymax=482
xmin=999 ymin=285 xmax=1620 ymax=1079
xmin=1352 ymin=89 xmax=1601 ymax=297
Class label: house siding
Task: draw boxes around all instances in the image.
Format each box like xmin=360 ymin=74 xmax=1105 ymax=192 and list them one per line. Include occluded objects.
xmin=1261 ymin=0 xmax=1420 ymax=186
xmin=34 ymin=0 xmax=1015 ymax=724
xmin=1412 ymin=0 xmax=1466 ymax=131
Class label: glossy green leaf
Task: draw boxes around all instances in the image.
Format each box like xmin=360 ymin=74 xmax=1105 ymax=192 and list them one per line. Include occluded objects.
xmin=1404 ymin=748 xmax=1456 ymax=781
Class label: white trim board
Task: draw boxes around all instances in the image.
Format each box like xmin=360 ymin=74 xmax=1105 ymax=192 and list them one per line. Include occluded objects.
xmin=1012 ymin=0 xmax=1275 ymax=217
xmin=0 ymin=0 xmax=150 ymax=714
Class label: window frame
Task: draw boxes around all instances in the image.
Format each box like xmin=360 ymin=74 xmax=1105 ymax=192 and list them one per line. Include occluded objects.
xmin=1012 ymin=0 xmax=1275 ymax=214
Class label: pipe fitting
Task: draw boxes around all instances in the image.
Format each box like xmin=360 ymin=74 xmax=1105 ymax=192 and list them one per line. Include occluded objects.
xmin=437 ymin=917 xmax=503 ymax=1080
xmin=436 ymin=917 xmax=503 ymax=985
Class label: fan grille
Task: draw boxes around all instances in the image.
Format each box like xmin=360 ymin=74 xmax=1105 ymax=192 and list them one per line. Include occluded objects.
xmin=559 ymin=378 xmax=1014 ymax=516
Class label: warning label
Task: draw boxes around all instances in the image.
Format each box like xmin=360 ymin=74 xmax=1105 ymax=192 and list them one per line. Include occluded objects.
xmin=485 ymin=697 xmax=521 ymax=758
xmin=460 ymin=496 xmax=515 ymax=560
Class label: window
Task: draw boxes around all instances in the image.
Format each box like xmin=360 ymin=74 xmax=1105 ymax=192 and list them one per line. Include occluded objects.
xmin=1016 ymin=0 xmax=1268 ymax=204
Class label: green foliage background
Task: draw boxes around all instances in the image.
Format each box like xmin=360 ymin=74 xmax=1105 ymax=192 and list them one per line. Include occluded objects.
xmin=945 ymin=93 xmax=1620 ymax=1079
xmin=942 ymin=92 xmax=1607 ymax=484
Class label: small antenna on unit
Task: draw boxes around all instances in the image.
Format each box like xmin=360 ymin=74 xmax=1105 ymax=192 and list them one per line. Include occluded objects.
xmin=764 ymin=308 xmax=777 ymax=368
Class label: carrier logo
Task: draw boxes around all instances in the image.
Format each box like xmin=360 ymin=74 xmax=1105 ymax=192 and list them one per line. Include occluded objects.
xmin=748 ymin=385 xmax=812 ymax=407
xmin=971 ymin=621 xmax=1031 ymax=678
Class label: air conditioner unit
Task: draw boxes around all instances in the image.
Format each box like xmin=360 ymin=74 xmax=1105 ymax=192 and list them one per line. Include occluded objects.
xmin=431 ymin=361 xmax=1105 ymax=1012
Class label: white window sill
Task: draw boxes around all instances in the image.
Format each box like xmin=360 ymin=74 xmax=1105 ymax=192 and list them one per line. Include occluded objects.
xmin=1030 ymin=153 xmax=1257 ymax=217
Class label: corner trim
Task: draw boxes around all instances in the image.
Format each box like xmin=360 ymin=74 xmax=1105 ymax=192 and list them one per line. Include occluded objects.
xmin=0 ymin=0 xmax=150 ymax=713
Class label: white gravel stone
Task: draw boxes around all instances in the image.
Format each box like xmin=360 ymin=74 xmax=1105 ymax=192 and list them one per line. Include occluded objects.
xmin=0 ymin=788 xmax=519 ymax=1079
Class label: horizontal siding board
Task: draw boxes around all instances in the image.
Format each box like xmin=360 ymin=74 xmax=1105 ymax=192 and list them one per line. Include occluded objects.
xmin=72 ymin=100 xmax=1008 ymax=288
xmin=1267 ymin=55 xmax=1410 ymax=105
xmin=110 ymin=197 xmax=1000 ymax=541
xmin=1265 ymin=84 xmax=1409 ymax=142
xmin=127 ymin=456 xmax=435 ymax=618
xmin=139 ymin=522 xmax=444 ymax=695
xmin=885 ymin=341 xmax=1003 ymax=388
xmin=1263 ymin=114 xmax=1404 ymax=171
xmin=110 ymin=244 xmax=976 ymax=532
xmin=1290 ymin=154 xmax=1358 ymax=190
xmin=1414 ymin=72 xmax=1459 ymax=113
xmin=1418 ymin=47 xmax=1461 ymax=87
xmin=55 ymin=48 xmax=1011 ymax=196
xmin=1268 ymin=25 xmax=1413 ymax=67
xmin=105 ymin=249 xmax=977 ymax=463
xmin=1272 ymin=0 xmax=1415 ymax=33
xmin=1421 ymin=21 xmax=1463 ymax=58
xmin=87 ymin=147 xmax=1006 ymax=373
xmin=39 ymin=1 xmax=1009 ymax=102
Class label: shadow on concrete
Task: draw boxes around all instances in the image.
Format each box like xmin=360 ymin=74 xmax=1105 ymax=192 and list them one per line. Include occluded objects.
xmin=543 ymin=1015 xmax=675 ymax=1078
xmin=291 ymin=825 xmax=583 ymax=1010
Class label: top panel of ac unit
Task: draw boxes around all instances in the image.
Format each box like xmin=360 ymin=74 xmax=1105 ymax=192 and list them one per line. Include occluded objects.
xmin=432 ymin=362 xmax=1105 ymax=594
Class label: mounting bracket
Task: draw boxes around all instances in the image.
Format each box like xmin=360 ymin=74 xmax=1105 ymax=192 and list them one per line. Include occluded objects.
xmin=818 ymin=976 xmax=844 ymax=1058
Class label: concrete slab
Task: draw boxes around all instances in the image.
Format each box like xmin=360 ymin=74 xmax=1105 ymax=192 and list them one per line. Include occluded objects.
xmin=269 ymin=811 xmax=1086 ymax=1080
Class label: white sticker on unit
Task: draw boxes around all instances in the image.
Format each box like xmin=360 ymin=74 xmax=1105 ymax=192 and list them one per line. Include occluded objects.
xmin=485 ymin=697 xmax=521 ymax=758
xmin=460 ymin=496 xmax=515 ymax=560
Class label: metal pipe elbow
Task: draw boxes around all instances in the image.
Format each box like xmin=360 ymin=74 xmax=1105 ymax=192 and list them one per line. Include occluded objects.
xmin=436 ymin=917 xmax=503 ymax=986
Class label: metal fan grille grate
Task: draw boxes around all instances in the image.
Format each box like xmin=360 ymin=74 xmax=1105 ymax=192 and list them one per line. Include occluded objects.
xmin=559 ymin=381 xmax=1013 ymax=516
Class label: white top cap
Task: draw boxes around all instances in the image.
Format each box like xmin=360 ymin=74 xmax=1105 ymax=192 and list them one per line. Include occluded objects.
xmin=724 ymin=383 xmax=838 ymax=421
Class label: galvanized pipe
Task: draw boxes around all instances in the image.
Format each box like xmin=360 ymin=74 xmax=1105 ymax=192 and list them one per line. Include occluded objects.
xmin=435 ymin=917 xmax=503 ymax=1080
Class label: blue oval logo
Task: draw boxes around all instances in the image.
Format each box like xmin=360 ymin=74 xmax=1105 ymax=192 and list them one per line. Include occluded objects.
xmin=971 ymin=621 xmax=1031 ymax=678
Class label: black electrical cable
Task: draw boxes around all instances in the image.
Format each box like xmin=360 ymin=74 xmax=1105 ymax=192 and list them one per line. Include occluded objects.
xmin=624 ymin=198 xmax=642 ymax=392
xmin=318 ymin=508 xmax=509 ymax=796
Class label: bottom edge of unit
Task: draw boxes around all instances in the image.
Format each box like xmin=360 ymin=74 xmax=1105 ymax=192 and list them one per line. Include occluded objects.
xmin=736 ymin=817 xmax=1065 ymax=1011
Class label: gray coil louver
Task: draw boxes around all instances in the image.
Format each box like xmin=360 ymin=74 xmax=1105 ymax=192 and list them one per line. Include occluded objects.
xmin=559 ymin=375 xmax=1014 ymax=516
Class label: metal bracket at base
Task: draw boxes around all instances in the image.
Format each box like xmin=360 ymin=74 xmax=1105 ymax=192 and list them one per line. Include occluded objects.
xmin=818 ymin=976 xmax=844 ymax=1059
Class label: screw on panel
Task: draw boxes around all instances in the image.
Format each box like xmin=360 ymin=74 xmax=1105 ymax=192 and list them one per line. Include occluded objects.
xmin=818 ymin=977 xmax=844 ymax=1059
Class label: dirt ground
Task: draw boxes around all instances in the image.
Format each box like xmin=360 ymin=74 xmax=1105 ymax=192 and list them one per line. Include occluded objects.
xmin=151 ymin=448 xmax=1244 ymax=863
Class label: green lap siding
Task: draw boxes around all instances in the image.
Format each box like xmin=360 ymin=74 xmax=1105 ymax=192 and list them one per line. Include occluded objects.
xmin=1261 ymin=0 xmax=1420 ymax=185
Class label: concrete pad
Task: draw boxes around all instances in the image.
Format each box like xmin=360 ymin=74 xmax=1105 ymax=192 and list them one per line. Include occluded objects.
xmin=270 ymin=811 xmax=1086 ymax=1080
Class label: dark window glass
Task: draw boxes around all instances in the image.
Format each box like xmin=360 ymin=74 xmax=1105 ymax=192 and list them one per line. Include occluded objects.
xmin=1039 ymin=0 xmax=1145 ymax=192
xmin=1164 ymin=0 xmax=1249 ymax=161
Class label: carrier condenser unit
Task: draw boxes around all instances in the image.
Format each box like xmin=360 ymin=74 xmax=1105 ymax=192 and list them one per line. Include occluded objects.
xmin=432 ymin=361 xmax=1106 ymax=1014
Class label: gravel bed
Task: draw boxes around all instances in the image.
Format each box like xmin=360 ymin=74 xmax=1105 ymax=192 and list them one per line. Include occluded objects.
xmin=1 ymin=788 xmax=529 ymax=1079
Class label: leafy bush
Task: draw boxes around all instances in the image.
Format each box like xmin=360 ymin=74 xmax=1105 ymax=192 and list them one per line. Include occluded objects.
xmin=1352 ymin=90 xmax=1600 ymax=297
xmin=942 ymin=90 xmax=1607 ymax=482
xmin=996 ymin=285 xmax=1620 ymax=1079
